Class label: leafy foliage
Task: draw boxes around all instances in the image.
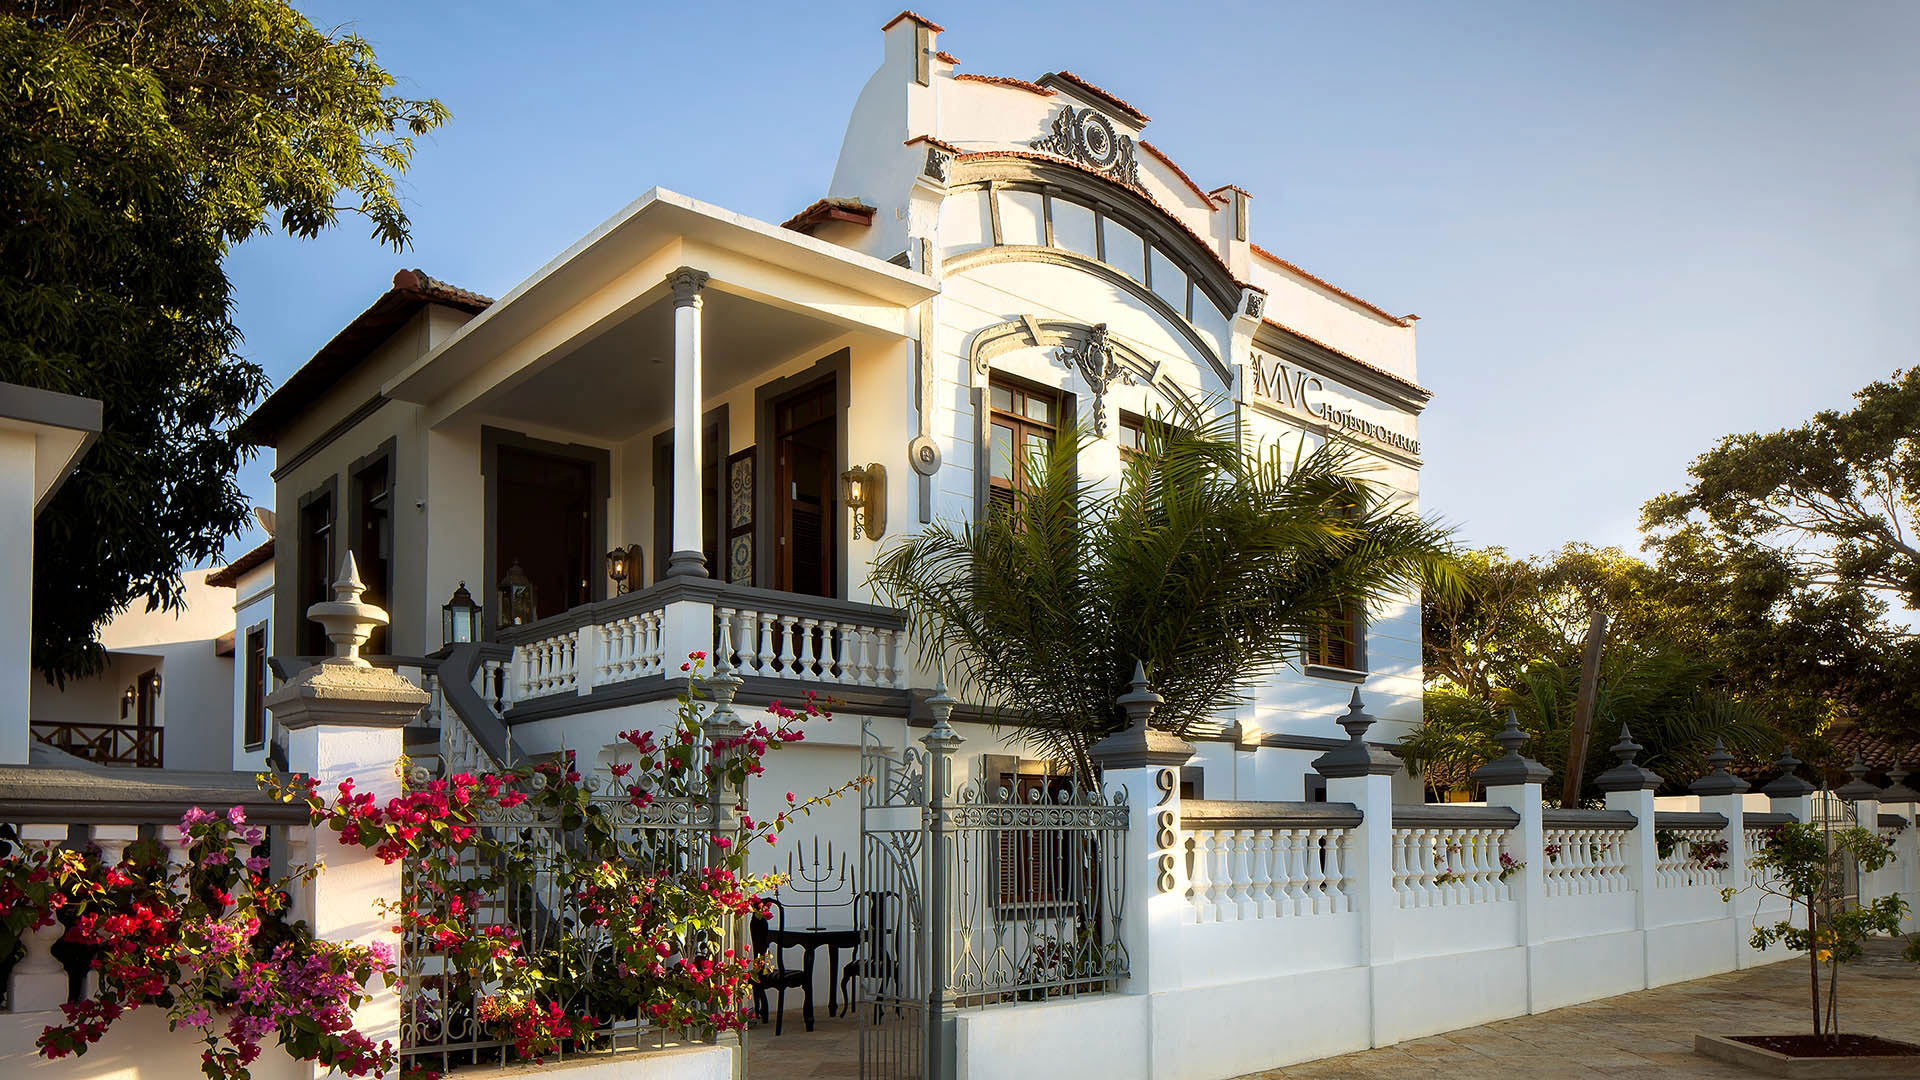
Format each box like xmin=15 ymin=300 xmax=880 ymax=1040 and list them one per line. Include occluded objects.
xmin=1738 ymin=822 xmax=1914 ymax=1040
xmin=873 ymin=406 xmax=1459 ymax=779
xmin=0 ymin=1 xmax=447 ymax=679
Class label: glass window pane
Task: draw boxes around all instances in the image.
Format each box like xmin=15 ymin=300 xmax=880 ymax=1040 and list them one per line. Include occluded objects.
xmin=990 ymin=423 xmax=1013 ymax=479
xmin=1024 ymin=431 xmax=1051 ymax=465
xmin=1024 ymin=395 xmax=1053 ymax=424
xmin=990 ymin=385 xmax=1013 ymax=412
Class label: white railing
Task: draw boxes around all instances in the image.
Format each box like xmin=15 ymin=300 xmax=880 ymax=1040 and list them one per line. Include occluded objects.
xmin=1391 ymin=824 xmax=1512 ymax=907
xmin=597 ymin=605 xmax=667 ymax=683
xmin=1542 ymin=825 xmax=1632 ymax=897
xmin=514 ymin=629 xmax=580 ymax=699
xmin=1181 ymin=806 xmax=1358 ymax=923
xmin=1655 ymin=823 xmax=1727 ymax=889
xmin=716 ymin=605 xmax=908 ymax=689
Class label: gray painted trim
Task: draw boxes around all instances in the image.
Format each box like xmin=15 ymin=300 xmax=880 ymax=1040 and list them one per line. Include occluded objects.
xmin=1744 ymin=811 xmax=1796 ymax=827
xmin=504 ymin=672 xmax=911 ymax=725
xmin=480 ymin=426 xmax=612 ymax=634
xmin=752 ymin=349 xmax=850 ymax=595
xmin=0 ymin=382 xmax=102 ymax=513
xmin=271 ymin=393 xmax=388 ymax=481
xmin=495 ymin=575 xmax=905 ymax=647
xmin=1542 ymin=808 xmax=1637 ymax=830
xmin=946 ymin=161 xmax=1241 ymax=317
xmin=1392 ymin=804 xmax=1521 ymax=828
xmin=1879 ymin=813 xmax=1909 ymax=831
xmin=1303 ymin=663 xmax=1367 ymax=684
xmin=1183 ymin=799 xmax=1363 ymax=829
xmin=1653 ymin=811 xmax=1729 ymax=830
xmin=945 ymin=246 xmax=1230 ymax=384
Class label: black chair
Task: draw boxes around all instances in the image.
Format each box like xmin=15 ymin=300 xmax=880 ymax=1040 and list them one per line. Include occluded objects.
xmin=750 ymin=898 xmax=813 ymax=1034
xmin=839 ymin=890 xmax=900 ymax=1018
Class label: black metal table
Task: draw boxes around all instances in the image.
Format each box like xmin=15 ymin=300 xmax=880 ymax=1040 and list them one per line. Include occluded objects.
xmin=768 ymin=923 xmax=861 ymax=1028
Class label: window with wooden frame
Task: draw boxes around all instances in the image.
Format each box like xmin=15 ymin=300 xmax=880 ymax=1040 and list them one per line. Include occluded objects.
xmin=296 ymin=483 xmax=335 ymax=657
xmin=350 ymin=449 xmax=393 ymax=656
xmin=982 ymin=755 xmax=1079 ymax=913
xmin=1307 ymin=600 xmax=1364 ymax=673
xmin=242 ymin=626 xmax=268 ymax=750
xmin=987 ymin=376 xmax=1062 ymax=520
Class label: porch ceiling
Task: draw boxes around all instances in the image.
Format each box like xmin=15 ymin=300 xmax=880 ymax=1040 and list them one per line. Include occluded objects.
xmin=467 ymin=289 xmax=845 ymax=440
xmin=383 ymin=188 xmax=934 ymax=427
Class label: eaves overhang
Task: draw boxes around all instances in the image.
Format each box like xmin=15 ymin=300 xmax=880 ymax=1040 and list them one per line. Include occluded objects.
xmin=0 ymin=381 xmax=102 ymax=514
xmin=384 ymin=189 xmax=937 ymax=407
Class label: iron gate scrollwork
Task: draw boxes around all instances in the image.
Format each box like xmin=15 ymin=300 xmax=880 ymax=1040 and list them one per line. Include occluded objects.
xmin=857 ymin=706 xmax=1129 ymax=1080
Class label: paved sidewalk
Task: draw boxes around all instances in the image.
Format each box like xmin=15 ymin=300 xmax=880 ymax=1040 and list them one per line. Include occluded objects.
xmin=1251 ymin=939 xmax=1920 ymax=1078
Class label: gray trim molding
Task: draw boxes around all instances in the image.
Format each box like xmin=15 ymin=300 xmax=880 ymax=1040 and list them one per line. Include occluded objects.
xmin=1182 ymin=800 xmax=1363 ymax=829
xmin=0 ymin=381 xmax=102 ymax=513
xmin=271 ymin=393 xmax=388 ymax=481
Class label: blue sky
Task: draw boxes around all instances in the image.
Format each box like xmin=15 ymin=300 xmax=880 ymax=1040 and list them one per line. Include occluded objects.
xmin=222 ymin=1 xmax=1920 ymax=568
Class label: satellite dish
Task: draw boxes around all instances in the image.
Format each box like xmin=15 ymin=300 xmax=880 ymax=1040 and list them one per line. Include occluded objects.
xmin=253 ymin=506 xmax=277 ymax=537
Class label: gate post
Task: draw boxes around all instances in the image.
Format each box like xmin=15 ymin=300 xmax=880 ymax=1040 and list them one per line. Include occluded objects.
xmin=922 ymin=682 xmax=964 ymax=1080
xmin=705 ymin=661 xmax=749 ymax=1079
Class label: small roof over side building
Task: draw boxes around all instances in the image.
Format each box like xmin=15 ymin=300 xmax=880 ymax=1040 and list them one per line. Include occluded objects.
xmin=0 ymin=381 xmax=102 ymax=513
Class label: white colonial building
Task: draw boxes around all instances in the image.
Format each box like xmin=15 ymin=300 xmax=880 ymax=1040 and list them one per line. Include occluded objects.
xmin=238 ymin=13 xmax=1429 ymax=830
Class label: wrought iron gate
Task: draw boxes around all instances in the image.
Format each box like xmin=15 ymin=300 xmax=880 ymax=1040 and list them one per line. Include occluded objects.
xmin=859 ymin=720 xmax=929 ymax=1079
xmin=856 ymin=708 xmax=1130 ymax=1080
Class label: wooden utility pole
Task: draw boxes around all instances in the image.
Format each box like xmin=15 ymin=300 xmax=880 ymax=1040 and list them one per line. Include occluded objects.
xmin=1560 ymin=611 xmax=1608 ymax=807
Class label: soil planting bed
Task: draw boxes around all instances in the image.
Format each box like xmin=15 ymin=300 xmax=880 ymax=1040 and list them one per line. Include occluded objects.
xmin=1733 ymin=1034 xmax=1920 ymax=1057
xmin=1696 ymin=1033 xmax=1920 ymax=1078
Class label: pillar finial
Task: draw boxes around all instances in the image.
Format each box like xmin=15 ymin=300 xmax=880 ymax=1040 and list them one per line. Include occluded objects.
xmin=306 ymin=552 xmax=389 ymax=667
xmin=1594 ymin=723 xmax=1663 ymax=792
xmin=1761 ymin=744 xmax=1816 ymax=799
xmin=1689 ymin=736 xmax=1750 ymax=796
xmin=1472 ymin=708 xmax=1549 ymax=787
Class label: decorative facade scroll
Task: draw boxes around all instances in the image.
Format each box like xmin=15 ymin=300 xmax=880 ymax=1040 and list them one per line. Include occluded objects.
xmin=1053 ymin=323 xmax=1132 ymax=437
xmin=1031 ymin=105 xmax=1140 ymax=189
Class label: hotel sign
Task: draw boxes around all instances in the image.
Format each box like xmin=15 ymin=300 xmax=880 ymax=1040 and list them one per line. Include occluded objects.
xmin=1245 ymin=352 xmax=1421 ymax=456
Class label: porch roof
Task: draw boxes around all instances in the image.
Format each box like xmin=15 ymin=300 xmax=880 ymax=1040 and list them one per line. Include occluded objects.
xmin=384 ymin=189 xmax=935 ymax=423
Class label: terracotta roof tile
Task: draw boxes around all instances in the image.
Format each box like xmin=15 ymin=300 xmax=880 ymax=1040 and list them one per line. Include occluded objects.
xmin=953 ymin=73 xmax=1054 ymax=97
xmin=207 ymin=538 xmax=273 ymax=588
xmin=882 ymin=11 xmax=945 ymax=32
xmin=239 ymin=270 xmax=492 ymax=447
xmin=934 ymin=50 xmax=959 ymax=64
xmin=1139 ymin=140 xmax=1212 ymax=204
xmin=905 ymin=134 xmax=963 ymax=154
xmin=1251 ymin=244 xmax=1411 ymax=327
xmin=779 ymin=197 xmax=877 ymax=234
xmin=1037 ymin=71 xmax=1150 ymax=124
xmin=1260 ymin=317 xmax=1430 ymax=399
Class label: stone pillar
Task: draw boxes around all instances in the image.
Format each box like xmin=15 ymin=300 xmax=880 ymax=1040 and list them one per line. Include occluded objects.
xmin=1596 ymin=724 xmax=1663 ymax=990
xmin=265 ymin=553 xmax=428 ymax=1075
xmin=703 ymin=661 xmax=747 ymax=1078
xmin=1088 ymin=663 xmax=1194 ymax=1079
xmin=922 ymin=680 xmax=965 ymax=1080
xmin=1689 ymin=739 xmax=1751 ymax=965
xmin=1762 ymin=746 xmax=1815 ymax=824
xmin=1090 ymin=662 xmax=1195 ymax=997
xmin=1311 ymin=689 xmax=1403 ymax=1047
xmin=1837 ymin=755 xmax=1883 ymax=904
xmin=1472 ymin=711 xmax=1549 ymax=1010
xmin=667 ymin=266 xmax=710 ymax=578
xmin=1878 ymin=768 xmax=1920 ymax=932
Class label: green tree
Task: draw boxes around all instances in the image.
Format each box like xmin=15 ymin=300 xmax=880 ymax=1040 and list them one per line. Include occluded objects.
xmin=1644 ymin=367 xmax=1920 ymax=609
xmin=873 ymin=409 xmax=1459 ymax=780
xmin=1 ymin=0 xmax=447 ymax=679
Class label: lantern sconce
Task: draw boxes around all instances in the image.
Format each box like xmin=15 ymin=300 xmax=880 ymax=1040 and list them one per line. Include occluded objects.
xmin=841 ymin=463 xmax=887 ymax=541
xmin=121 ymin=685 xmax=135 ymax=720
xmin=606 ymin=544 xmax=643 ymax=595
xmin=150 ymin=672 xmax=161 ymax=696
xmin=442 ymin=581 xmax=482 ymax=645
xmin=498 ymin=560 xmax=537 ymax=628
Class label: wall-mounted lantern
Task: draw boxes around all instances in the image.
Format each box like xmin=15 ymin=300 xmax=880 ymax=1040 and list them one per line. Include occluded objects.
xmin=442 ymin=581 xmax=482 ymax=644
xmin=606 ymin=544 xmax=642 ymax=595
xmin=498 ymin=560 xmax=537 ymax=627
xmin=121 ymin=685 xmax=135 ymax=720
xmin=841 ymin=463 xmax=887 ymax=541
xmin=151 ymin=672 xmax=161 ymax=697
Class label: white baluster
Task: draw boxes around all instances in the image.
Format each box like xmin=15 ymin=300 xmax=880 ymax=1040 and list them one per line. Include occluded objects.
xmin=797 ymin=618 xmax=820 ymax=680
xmin=776 ymin=615 xmax=799 ymax=677
xmin=1208 ymin=828 xmax=1235 ymax=921
xmin=715 ymin=608 xmax=736 ymax=672
xmin=889 ymin=627 xmax=908 ymax=688
xmin=1228 ymin=829 xmax=1253 ymax=920
xmin=1304 ymin=828 xmax=1329 ymax=914
xmin=1249 ymin=829 xmax=1275 ymax=919
xmin=1188 ymin=831 xmax=1215 ymax=923
xmin=819 ymin=620 xmax=842 ymax=681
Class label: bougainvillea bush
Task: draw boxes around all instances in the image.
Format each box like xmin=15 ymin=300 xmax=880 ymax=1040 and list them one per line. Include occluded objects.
xmin=278 ymin=655 xmax=851 ymax=1065
xmin=0 ymin=806 xmax=396 ymax=1080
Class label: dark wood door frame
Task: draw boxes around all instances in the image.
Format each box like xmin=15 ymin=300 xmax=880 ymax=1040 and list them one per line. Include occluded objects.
xmin=753 ymin=349 xmax=850 ymax=598
xmin=480 ymin=426 xmax=611 ymax=635
xmin=650 ymin=403 xmax=730 ymax=586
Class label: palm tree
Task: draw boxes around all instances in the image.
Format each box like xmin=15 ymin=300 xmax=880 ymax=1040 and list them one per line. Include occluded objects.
xmin=871 ymin=404 xmax=1460 ymax=780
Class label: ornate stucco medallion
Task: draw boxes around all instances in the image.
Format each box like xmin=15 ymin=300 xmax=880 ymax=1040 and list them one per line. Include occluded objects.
xmin=1031 ymin=105 xmax=1141 ymax=189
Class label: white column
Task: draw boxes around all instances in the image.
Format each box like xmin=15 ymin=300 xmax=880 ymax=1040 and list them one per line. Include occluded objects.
xmin=1311 ymin=690 xmax=1402 ymax=1048
xmin=1474 ymin=714 xmax=1548 ymax=1011
xmin=667 ymin=267 xmax=710 ymax=578
xmin=0 ymin=430 xmax=35 ymax=765
xmin=1596 ymin=723 xmax=1663 ymax=992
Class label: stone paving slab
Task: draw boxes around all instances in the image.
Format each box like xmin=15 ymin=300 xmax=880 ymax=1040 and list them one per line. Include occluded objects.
xmin=1251 ymin=939 xmax=1920 ymax=1078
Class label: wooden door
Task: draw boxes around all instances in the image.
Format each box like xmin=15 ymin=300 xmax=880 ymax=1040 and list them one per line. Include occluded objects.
xmin=773 ymin=380 xmax=837 ymax=597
